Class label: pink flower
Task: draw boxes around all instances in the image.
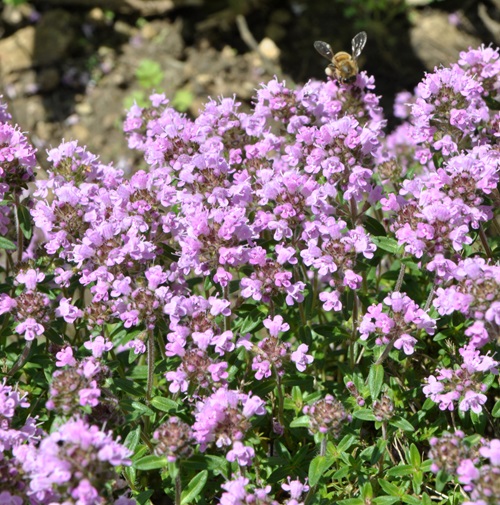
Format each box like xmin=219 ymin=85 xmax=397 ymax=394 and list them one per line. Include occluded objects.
xmin=291 ymin=344 xmax=314 ymax=372
xmin=226 ymin=441 xmax=255 ymax=466
xmin=15 ymin=318 xmax=44 ymax=341
xmin=56 ymin=346 xmax=77 ymax=367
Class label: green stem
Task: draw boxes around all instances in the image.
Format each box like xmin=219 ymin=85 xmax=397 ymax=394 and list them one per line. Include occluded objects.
xmin=175 ymin=468 xmax=182 ymax=505
xmin=146 ymin=329 xmax=155 ymax=402
xmin=7 ymin=339 xmax=33 ymax=376
xmin=14 ymin=193 xmax=23 ymax=264
xmin=478 ymin=224 xmax=493 ymax=259
xmin=319 ymin=436 xmax=327 ymax=456
xmin=349 ymin=294 xmax=360 ymax=369
xmin=395 ymin=260 xmax=405 ymax=293
xmin=374 ymin=335 xmax=397 ymax=366
xmin=349 ymin=196 xmax=358 ymax=225
xmin=275 ymin=373 xmax=285 ymax=429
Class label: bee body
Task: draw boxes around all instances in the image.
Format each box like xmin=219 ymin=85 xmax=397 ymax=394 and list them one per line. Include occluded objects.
xmin=314 ymin=31 xmax=367 ymax=84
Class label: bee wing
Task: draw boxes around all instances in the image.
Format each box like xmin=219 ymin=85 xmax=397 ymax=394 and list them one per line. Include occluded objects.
xmin=314 ymin=41 xmax=334 ymax=62
xmin=351 ymin=31 xmax=367 ymax=60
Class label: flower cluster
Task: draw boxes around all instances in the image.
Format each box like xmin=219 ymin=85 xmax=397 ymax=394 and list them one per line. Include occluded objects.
xmin=219 ymin=476 xmax=309 ymax=505
xmin=430 ymin=433 xmax=500 ymax=505
xmin=153 ymin=416 xmax=193 ymax=462
xmin=457 ymin=439 xmax=500 ymax=505
xmin=15 ymin=418 xmax=131 ymax=505
xmin=0 ymin=380 xmax=41 ymax=501
xmin=0 ymin=41 xmax=499 ymax=504
xmin=1 ymin=381 xmax=130 ymax=505
xmin=380 ymin=45 xmax=500 ymax=260
xmin=359 ymin=291 xmax=436 ymax=356
xmin=0 ymin=97 xmax=36 ymax=238
xmin=303 ymin=395 xmax=349 ymax=437
xmin=0 ymin=268 xmax=51 ymax=341
xmin=192 ymin=387 xmax=265 ymax=457
xmin=423 ymin=344 xmax=498 ymax=413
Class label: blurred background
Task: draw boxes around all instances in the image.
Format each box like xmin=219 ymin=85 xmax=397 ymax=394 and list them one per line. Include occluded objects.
xmin=0 ymin=0 xmax=499 ymax=171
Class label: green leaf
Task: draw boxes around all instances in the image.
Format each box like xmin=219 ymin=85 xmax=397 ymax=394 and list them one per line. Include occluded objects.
xmin=353 ymin=409 xmax=377 ymax=421
xmin=378 ymin=479 xmax=401 ymax=496
xmin=389 ymin=416 xmax=414 ymax=431
xmin=0 ymin=236 xmax=16 ymax=250
xmin=361 ymin=481 xmax=374 ymax=499
xmin=134 ymin=489 xmax=154 ymax=504
xmin=402 ymin=495 xmax=422 ymax=505
xmin=492 ymin=400 xmax=500 ymax=418
xmin=134 ymin=454 xmax=168 ymax=470
xmin=290 ymin=415 xmax=310 ymax=428
xmin=122 ymin=465 xmax=136 ymax=486
xmin=421 ymin=460 xmax=432 ymax=472
xmin=371 ymin=236 xmax=402 ymax=254
xmin=368 ymin=364 xmax=384 ymax=400
xmin=484 ymin=95 xmax=500 ymax=110
xmin=336 ymin=434 xmax=357 ymax=453
xmin=17 ymin=204 xmax=33 ymax=240
xmin=180 ymin=469 xmax=208 ymax=504
xmin=373 ymin=497 xmax=401 ymax=505
xmin=332 ymin=465 xmax=350 ymax=480
xmin=337 ymin=499 xmax=364 ymax=505
xmin=308 ymin=455 xmax=333 ymax=487
xmin=435 ymin=470 xmax=450 ymax=492
xmin=150 ymin=396 xmax=178 ymax=413
xmin=239 ymin=311 xmax=262 ymax=334
xmin=131 ymin=401 xmax=154 ymax=417
xmin=363 ymin=215 xmax=387 ymax=236
xmin=112 ymin=377 xmax=144 ymax=397
xmin=386 ymin=464 xmax=413 ymax=477
xmin=291 ymin=385 xmax=303 ymax=404
xmin=135 ymin=59 xmax=163 ymax=88
xmin=412 ymin=470 xmax=423 ymax=494
xmin=409 ymin=443 xmax=421 ymax=468
xmin=471 ymin=409 xmax=487 ymax=432
xmin=421 ymin=492 xmax=432 ymax=505
xmin=172 ymin=89 xmax=194 ymax=113
xmin=124 ymin=426 xmax=141 ymax=452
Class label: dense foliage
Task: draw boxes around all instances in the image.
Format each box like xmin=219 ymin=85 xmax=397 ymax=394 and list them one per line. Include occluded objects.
xmin=0 ymin=43 xmax=499 ymax=505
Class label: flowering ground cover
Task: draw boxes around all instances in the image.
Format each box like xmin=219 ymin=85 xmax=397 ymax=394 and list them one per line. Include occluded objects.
xmin=0 ymin=42 xmax=499 ymax=504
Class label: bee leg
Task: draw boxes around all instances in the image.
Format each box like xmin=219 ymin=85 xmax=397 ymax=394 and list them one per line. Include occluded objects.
xmin=325 ymin=64 xmax=335 ymax=77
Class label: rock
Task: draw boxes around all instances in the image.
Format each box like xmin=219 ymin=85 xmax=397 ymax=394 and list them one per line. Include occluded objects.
xmin=87 ymin=7 xmax=105 ymax=23
xmin=114 ymin=20 xmax=135 ymax=38
xmin=0 ymin=26 xmax=36 ymax=74
xmin=2 ymin=4 xmax=23 ymax=25
xmin=478 ymin=3 xmax=500 ymax=44
xmin=69 ymin=123 xmax=90 ymax=144
xmin=13 ymin=95 xmax=46 ymax=126
xmin=2 ymin=3 xmax=38 ymax=26
xmin=33 ymin=10 xmax=76 ymax=67
xmin=410 ymin=10 xmax=481 ymax=70
xmin=75 ymin=102 xmax=93 ymax=116
xmin=35 ymin=121 xmax=56 ymax=143
xmin=140 ymin=22 xmax=161 ymax=41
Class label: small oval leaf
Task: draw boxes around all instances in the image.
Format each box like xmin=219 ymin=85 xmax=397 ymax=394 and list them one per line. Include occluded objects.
xmin=134 ymin=455 xmax=167 ymax=470
xmin=368 ymin=364 xmax=384 ymax=400
xmin=181 ymin=469 xmax=208 ymax=504
xmin=151 ymin=396 xmax=178 ymax=413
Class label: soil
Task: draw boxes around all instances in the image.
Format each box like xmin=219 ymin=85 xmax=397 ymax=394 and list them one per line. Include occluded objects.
xmin=1 ymin=0 xmax=499 ymax=173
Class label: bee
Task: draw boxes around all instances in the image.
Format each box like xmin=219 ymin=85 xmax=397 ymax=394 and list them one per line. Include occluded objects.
xmin=314 ymin=31 xmax=367 ymax=84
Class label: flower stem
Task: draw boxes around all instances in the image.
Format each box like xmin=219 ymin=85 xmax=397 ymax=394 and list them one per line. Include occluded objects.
xmin=14 ymin=193 xmax=23 ymax=264
xmin=478 ymin=224 xmax=493 ymax=259
xmin=146 ymin=329 xmax=155 ymax=402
